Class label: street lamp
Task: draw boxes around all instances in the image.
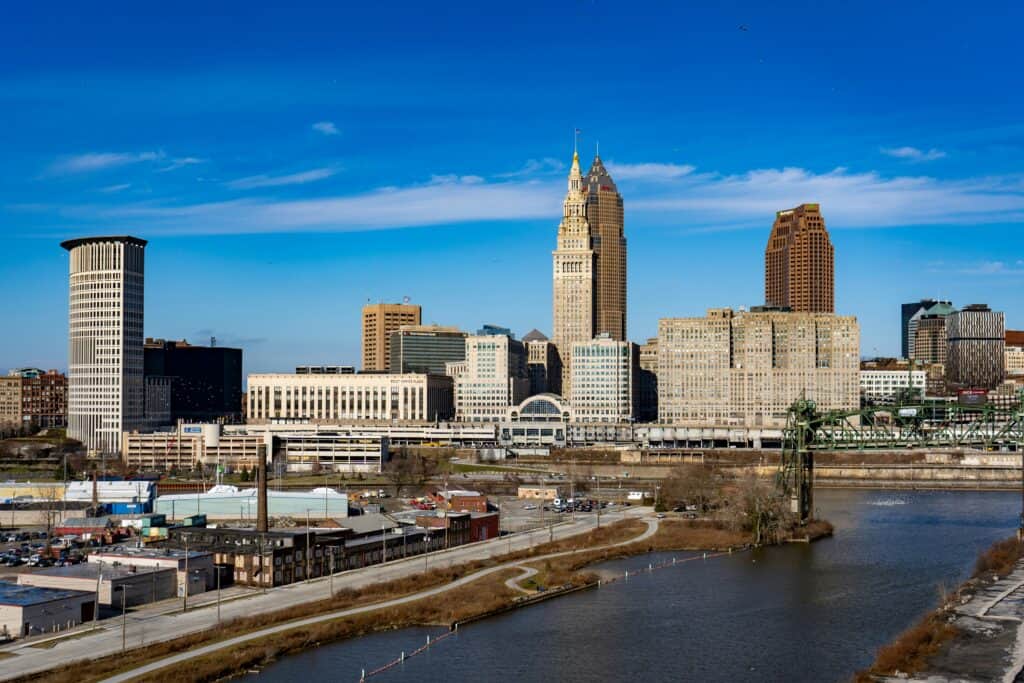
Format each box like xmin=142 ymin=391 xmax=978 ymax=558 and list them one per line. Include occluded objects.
xmin=114 ymin=585 xmax=127 ymax=652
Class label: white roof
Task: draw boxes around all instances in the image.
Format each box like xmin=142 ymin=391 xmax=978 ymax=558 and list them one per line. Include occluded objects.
xmin=65 ymin=481 xmax=154 ymax=502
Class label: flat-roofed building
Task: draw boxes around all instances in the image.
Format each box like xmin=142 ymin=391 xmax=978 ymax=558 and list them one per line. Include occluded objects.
xmin=523 ymin=329 xmax=561 ymax=396
xmin=0 ymin=376 xmax=21 ymax=429
xmin=247 ymin=372 xmax=453 ymax=423
xmin=0 ymin=583 xmax=96 ymax=639
xmin=860 ymin=369 xmax=927 ymax=402
xmin=570 ymin=334 xmax=637 ymax=423
xmin=451 ymin=330 xmax=528 ymax=422
xmin=658 ymin=307 xmax=859 ymax=427
xmin=122 ymin=424 xmax=266 ymax=472
xmin=389 ymin=325 xmax=466 ymax=375
xmin=946 ymin=304 xmax=1005 ymax=390
xmin=362 ymin=302 xmax=421 ymax=372
xmin=18 ymin=562 xmax=181 ymax=607
xmin=10 ymin=369 xmax=67 ymax=429
xmin=637 ymin=337 xmax=658 ymax=422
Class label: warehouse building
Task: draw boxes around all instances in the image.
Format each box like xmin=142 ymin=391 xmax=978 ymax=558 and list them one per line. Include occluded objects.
xmin=18 ymin=562 xmax=183 ymax=608
xmin=0 ymin=583 xmax=96 ymax=640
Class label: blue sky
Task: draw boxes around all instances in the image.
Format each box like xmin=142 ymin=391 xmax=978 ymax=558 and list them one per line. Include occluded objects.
xmin=2 ymin=1 xmax=1023 ymax=375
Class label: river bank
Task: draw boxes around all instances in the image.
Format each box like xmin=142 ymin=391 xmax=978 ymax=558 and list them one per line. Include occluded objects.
xmin=857 ymin=536 xmax=1024 ymax=682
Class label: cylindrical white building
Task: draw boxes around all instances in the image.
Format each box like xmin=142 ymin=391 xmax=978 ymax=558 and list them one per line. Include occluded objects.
xmin=61 ymin=236 xmax=147 ymax=454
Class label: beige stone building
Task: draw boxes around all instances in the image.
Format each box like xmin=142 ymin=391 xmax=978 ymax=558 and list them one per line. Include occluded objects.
xmin=552 ymin=151 xmax=626 ymax=393
xmin=361 ymin=302 xmax=421 ymax=372
xmin=247 ymin=372 xmax=452 ymax=423
xmin=523 ymin=329 xmax=561 ymax=396
xmin=658 ymin=308 xmax=859 ymax=427
xmin=450 ymin=332 xmax=528 ymax=422
xmin=765 ymin=204 xmax=834 ymax=313
xmin=0 ymin=376 xmax=22 ymax=429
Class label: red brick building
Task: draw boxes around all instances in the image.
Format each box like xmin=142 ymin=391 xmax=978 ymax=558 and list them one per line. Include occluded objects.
xmin=469 ymin=512 xmax=500 ymax=543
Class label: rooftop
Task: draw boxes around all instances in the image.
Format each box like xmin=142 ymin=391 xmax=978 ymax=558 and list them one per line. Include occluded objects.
xmin=29 ymin=562 xmax=174 ymax=580
xmin=0 ymin=581 xmax=93 ymax=606
xmin=60 ymin=235 xmax=147 ymax=251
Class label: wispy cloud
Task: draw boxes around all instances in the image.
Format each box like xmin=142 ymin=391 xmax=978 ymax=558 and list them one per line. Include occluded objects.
xmin=54 ymin=159 xmax=1024 ymax=236
xmin=607 ymin=162 xmax=696 ymax=181
xmin=955 ymin=260 xmax=1024 ymax=275
xmin=880 ymin=146 xmax=947 ymax=162
xmin=312 ymin=121 xmax=339 ymax=136
xmin=99 ymin=183 xmax=131 ymax=193
xmin=496 ymin=157 xmax=564 ymax=178
xmin=227 ymin=167 xmax=339 ymax=190
xmin=48 ymin=151 xmax=162 ymax=175
xmin=157 ymin=157 xmax=205 ymax=173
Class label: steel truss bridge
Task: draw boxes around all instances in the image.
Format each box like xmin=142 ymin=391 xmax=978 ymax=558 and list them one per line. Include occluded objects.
xmin=778 ymin=399 xmax=1024 ymax=523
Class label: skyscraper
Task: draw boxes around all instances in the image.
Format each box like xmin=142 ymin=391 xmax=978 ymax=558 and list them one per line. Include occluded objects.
xmin=361 ymin=302 xmax=421 ymax=372
xmin=764 ymin=203 xmax=834 ymax=313
xmin=552 ymin=151 xmax=595 ymax=392
xmin=946 ymin=304 xmax=1005 ymax=390
xmin=586 ymin=155 xmax=627 ymax=341
xmin=552 ymin=150 xmax=626 ymax=393
xmin=62 ymin=236 xmax=147 ymax=453
xmin=901 ymin=299 xmax=939 ymax=359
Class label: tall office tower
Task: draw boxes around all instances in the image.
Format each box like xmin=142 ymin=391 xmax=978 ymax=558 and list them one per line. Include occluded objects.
xmin=657 ymin=307 xmax=860 ymax=427
xmin=586 ymin=154 xmax=627 ymax=341
xmin=361 ymin=302 xmax=421 ymax=372
xmin=946 ymin=304 xmax=1005 ymax=390
xmin=901 ymin=299 xmax=939 ymax=358
xmin=61 ymin=236 xmax=147 ymax=453
xmin=389 ymin=325 xmax=467 ymax=375
xmin=552 ymin=152 xmax=595 ymax=393
xmin=764 ymin=204 xmax=834 ymax=313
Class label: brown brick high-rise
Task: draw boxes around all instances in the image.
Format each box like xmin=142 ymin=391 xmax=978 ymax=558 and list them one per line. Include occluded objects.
xmin=764 ymin=203 xmax=834 ymax=313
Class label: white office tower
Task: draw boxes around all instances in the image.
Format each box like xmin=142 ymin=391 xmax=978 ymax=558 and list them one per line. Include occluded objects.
xmin=61 ymin=236 xmax=147 ymax=453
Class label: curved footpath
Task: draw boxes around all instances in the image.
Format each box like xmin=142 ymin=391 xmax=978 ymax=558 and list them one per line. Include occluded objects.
xmin=0 ymin=507 xmax=649 ymax=682
xmin=102 ymin=515 xmax=659 ymax=683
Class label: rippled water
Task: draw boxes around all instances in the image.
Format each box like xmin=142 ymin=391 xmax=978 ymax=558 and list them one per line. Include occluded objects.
xmin=254 ymin=489 xmax=1018 ymax=682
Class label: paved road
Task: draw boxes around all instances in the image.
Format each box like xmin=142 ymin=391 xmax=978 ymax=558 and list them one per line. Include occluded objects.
xmin=103 ymin=513 xmax=657 ymax=683
xmin=0 ymin=507 xmax=650 ymax=682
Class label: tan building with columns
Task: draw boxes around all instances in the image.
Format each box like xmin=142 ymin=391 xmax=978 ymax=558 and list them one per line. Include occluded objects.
xmin=657 ymin=307 xmax=859 ymax=427
xmin=361 ymin=302 xmax=421 ymax=372
xmin=247 ymin=372 xmax=452 ymax=423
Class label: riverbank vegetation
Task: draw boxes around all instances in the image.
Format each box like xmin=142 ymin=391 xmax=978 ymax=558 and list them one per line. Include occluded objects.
xmin=855 ymin=535 xmax=1024 ymax=681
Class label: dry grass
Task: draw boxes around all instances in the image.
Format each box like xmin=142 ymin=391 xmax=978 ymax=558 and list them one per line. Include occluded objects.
xmin=973 ymin=537 xmax=1024 ymax=578
xmin=854 ymin=613 xmax=958 ymax=681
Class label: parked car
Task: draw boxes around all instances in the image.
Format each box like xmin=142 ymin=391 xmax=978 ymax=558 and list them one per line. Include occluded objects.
xmin=523 ymin=504 xmax=537 ymax=510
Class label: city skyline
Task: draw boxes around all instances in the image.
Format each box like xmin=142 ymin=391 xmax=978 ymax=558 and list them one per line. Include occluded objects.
xmin=3 ymin=2 xmax=1024 ymax=375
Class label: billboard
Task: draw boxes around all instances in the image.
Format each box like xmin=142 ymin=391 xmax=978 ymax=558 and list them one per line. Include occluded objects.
xmin=957 ymin=389 xmax=988 ymax=407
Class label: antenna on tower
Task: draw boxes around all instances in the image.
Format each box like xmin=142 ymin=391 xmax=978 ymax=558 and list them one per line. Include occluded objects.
xmin=574 ymin=128 xmax=581 ymax=155
xmin=596 ymin=140 xmax=600 ymax=158
xmin=402 ymin=295 xmax=410 ymax=304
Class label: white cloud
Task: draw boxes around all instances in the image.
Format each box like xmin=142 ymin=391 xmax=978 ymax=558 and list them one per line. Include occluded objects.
xmin=312 ymin=121 xmax=339 ymax=136
xmin=99 ymin=183 xmax=131 ymax=193
xmin=880 ymin=146 xmax=947 ymax=162
xmin=157 ymin=157 xmax=205 ymax=172
xmin=606 ymin=162 xmax=696 ymax=180
xmin=60 ymin=159 xmax=1024 ymax=236
xmin=48 ymin=151 xmax=163 ymax=174
xmin=227 ymin=167 xmax=339 ymax=190
xmin=956 ymin=261 xmax=1024 ymax=275
xmin=496 ymin=157 xmax=565 ymax=178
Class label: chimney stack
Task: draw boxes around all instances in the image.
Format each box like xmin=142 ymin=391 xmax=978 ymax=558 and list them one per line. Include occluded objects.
xmin=257 ymin=453 xmax=268 ymax=533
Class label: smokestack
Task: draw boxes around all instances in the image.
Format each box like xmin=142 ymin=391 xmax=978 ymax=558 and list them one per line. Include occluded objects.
xmin=257 ymin=453 xmax=268 ymax=533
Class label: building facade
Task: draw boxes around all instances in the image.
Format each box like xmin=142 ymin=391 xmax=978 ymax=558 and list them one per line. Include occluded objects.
xmin=569 ymin=335 xmax=637 ymax=423
xmin=388 ymin=325 xmax=466 ymax=375
xmin=764 ymin=204 xmax=834 ymax=313
xmin=946 ymin=304 xmax=1005 ymax=390
xmin=143 ymin=338 xmax=243 ymax=423
xmin=913 ymin=305 xmax=956 ymax=365
xmin=13 ymin=369 xmax=67 ymax=428
xmin=361 ymin=302 xmax=421 ymax=372
xmin=523 ymin=329 xmax=561 ymax=396
xmin=586 ymin=154 xmax=627 ymax=342
xmin=860 ymin=370 xmax=927 ymax=403
xmin=1006 ymin=331 xmax=1024 ymax=377
xmin=247 ymin=372 xmax=453 ymax=423
xmin=901 ymin=299 xmax=940 ymax=359
xmin=658 ymin=308 xmax=859 ymax=427
xmin=451 ymin=330 xmax=529 ymax=422
xmin=0 ymin=376 xmax=22 ymax=429
xmin=637 ymin=337 xmax=658 ymax=422
xmin=62 ymin=236 xmax=147 ymax=453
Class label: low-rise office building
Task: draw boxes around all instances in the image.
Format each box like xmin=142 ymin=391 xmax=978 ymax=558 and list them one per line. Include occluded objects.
xmin=11 ymin=369 xmax=67 ymax=429
xmin=860 ymin=369 xmax=927 ymax=403
xmin=0 ymin=583 xmax=96 ymax=640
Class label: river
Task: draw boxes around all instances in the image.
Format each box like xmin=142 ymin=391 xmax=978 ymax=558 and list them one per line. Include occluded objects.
xmin=252 ymin=489 xmax=1019 ymax=682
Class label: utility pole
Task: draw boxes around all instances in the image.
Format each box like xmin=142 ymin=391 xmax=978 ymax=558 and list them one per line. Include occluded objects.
xmin=216 ymin=567 xmax=222 ymax=627
xmin=94 ymin=561 xmax=102 ymax=625
xmin=119 ymin=585 xmax=127 ymax=652
xmin=329 ymin=548 xmax=334 ymax=597
xmin=424 ymin=532 xmax=430 ymax=572
xmin=183 ymin=536 xmax=189 ymax=612
xmin=381 ymin=519 xmax=387 ymax=564
xmin=305 ymin=509 xmax=311 ymax=583
xmin=596 ymin=474 xmax=601 ymax=529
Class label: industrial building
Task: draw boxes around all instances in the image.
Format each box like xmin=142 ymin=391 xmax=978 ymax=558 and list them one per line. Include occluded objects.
xmin=18 ymin=563 xmax=183 ymax=608
xmin=0 ymin=583 xmax=95 ymax=640
xmin=154 ymin=485 xmax=349 ymax=521
xmin=64 ymin=480 xmax=155 ymax=515
xmin=88 ymin=549 xmax=216 ymax=591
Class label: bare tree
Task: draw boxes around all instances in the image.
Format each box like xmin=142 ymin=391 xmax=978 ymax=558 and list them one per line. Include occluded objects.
xmin=661 ymin=463 xmax=722 ymax=511
xmin=383 ymin=447 xmax=439 ymax=498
